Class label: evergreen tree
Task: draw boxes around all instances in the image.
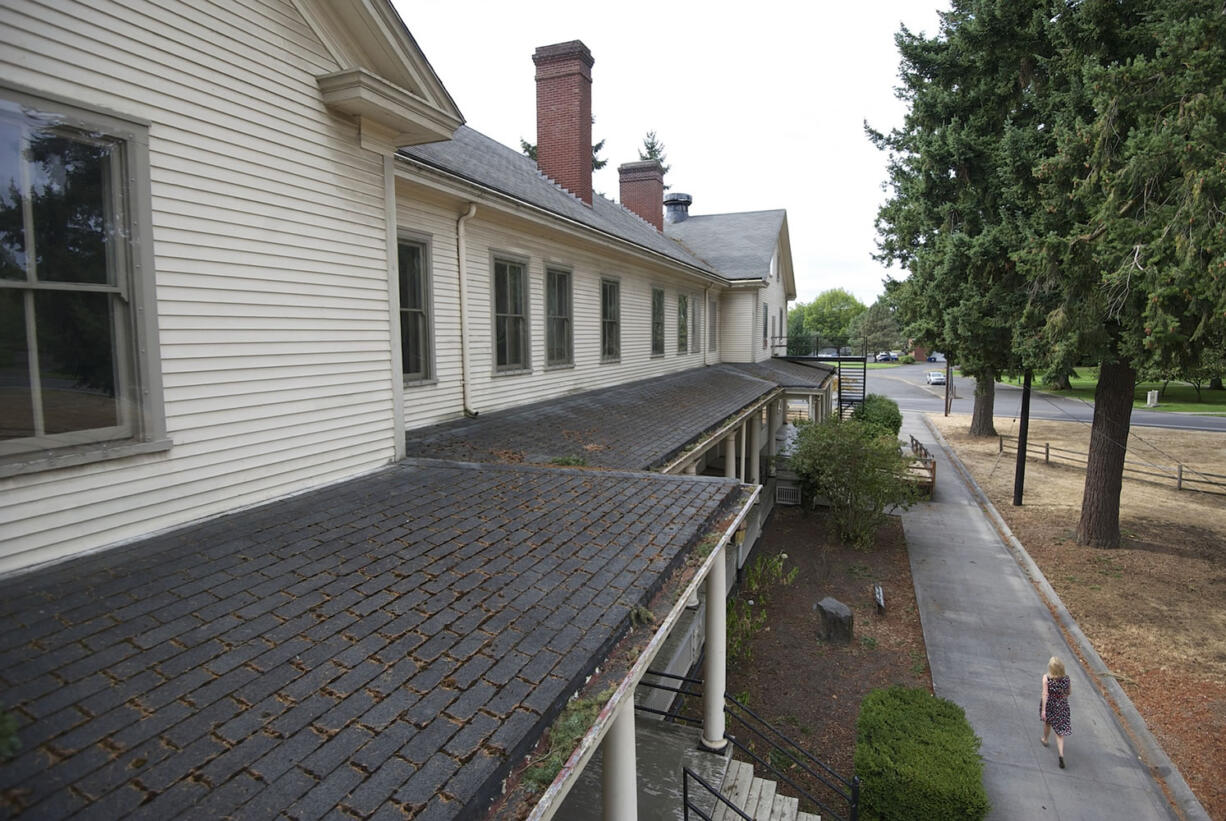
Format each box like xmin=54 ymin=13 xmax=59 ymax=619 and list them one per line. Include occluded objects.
xmin=871 ymin=0 xmax=1052 ymax=436
xmin=638 ymin=130 xmax=670 ymax=189
xmin=1020 ymin=0 xmax=1226 ymax=547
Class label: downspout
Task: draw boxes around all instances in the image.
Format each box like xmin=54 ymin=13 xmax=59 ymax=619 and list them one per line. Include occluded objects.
xmin=457 ymin=203 xmax=478 ymax=417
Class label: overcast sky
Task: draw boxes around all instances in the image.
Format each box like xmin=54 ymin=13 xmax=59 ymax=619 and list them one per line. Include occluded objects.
xmin=394 ymin=1 xmax=949 ymax=308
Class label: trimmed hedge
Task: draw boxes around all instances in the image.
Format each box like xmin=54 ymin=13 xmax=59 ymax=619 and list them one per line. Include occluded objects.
xmin=851 ymin=393 xmax=903 ymax=438
xmin=855 ymin=686 xmax=990 ymax=820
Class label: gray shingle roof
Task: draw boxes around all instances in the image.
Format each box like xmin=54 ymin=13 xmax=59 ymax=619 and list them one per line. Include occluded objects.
xmin=403 ymin=365 xmax=781 ymax=470
xmin=664 ymin=210 xmax=786 ymax=281
xmin=726 ymin=359 xmax=835 ymax=389
xmin=0 ymin=460 xmax=742 ymax=819
xmin=400 ymin=127 xmax=715 ymax=273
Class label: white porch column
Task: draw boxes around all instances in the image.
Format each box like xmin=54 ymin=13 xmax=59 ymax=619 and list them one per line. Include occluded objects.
xmin=603 ymin=700 xmax=638 ymax=821
xmin=738 ymin=420 xmax=747 ymax=482
xmin=702 ymin=543 xmax=728 ymax=751
xmin=748 ymin=412 xmax=761 ymax=485
xmin=767 ymin=400 xmax=778 ymax=474
xmin=724 ymin=432 xmax=737 ymax=479
xmin=809 ymin=394 xmax=817 ymax=422
xmin=684 ymin=462 xmax=698 ymax=476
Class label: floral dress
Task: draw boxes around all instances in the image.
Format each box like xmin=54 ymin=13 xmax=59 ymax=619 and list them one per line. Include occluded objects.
xmin=1041 ymin=675 xmax=1072 ymax=737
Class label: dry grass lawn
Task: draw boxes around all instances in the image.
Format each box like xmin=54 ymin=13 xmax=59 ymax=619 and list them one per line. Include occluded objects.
xmin=929 ymin=413 xmax=1226 ymax=820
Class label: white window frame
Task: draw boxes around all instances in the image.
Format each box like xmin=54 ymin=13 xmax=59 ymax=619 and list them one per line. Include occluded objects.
xmin=0 ymin=84 xmax=167 ymax=478
xmin=545 ymin=267 xmax=573 ymax=368
xmin=492 ymin=254 xmax=530 ymax=374
xmin=677 ymin=293 xmax=689 ymax=354
xmin=397 ymin=235 xmax=434 ymax=383
xmin=600 ymin=277 xmax=620 ymax=363
xmin=650 ymin=287 xmax=665 ymax=357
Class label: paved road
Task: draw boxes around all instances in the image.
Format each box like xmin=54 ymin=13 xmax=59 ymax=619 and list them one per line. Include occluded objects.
xmin=899 ymin=411 xmax=1199 ymax=820
xmin=866 ymin=364 xmax=1226 ymax=433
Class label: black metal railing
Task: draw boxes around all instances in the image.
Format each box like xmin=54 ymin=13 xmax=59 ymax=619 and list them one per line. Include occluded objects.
xmin=638 ymin=670 xmax=860 ymax=821
xmin=771 ymin=335 xmax=867 ymax=360
xmin=683 ymin=767 xmax=752 ymax=821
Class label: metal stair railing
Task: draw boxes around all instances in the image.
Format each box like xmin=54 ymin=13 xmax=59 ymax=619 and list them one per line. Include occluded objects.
xmin=638 ymin=670 xmax=860 ymax=821
xmin=682 ymin=767 xmax=752 ymax=821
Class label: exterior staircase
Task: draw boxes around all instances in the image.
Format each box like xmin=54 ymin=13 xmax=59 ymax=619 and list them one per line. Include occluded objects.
xmin=710 ymin=759 xmax=821 ymax=821
xmin=835 ymin=359 xmax=866 ymax=420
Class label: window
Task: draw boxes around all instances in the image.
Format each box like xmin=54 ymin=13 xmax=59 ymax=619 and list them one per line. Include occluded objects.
xmin=398 ymin=240 xmax=430 ymax=381
xmin=0 ymin=88 xmax=165 ymax=474
xmin=709 ymin=298 xmax=718 ymax=352
xmin=762 ymin=303 xmax=769 ymax=348
xmin=677 ymin=293 xmax=689 ymax=353
xmin=546 ymin=268 xmax=572 ymax=366
xmin=493 ymin=258 xmax=528 ymax=371
xmin=650 ymin=288 xmax=664 ymax=356
xmin=601 ymin=278 xmax=620 ymax=361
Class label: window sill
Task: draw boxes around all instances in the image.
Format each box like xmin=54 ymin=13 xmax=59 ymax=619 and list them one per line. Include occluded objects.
xmin=403 ymin=377 xmax=438 ymax=388
xmin=544 ymin=362 xmax=574 ymax=372
xmin=0 ymin=438 xmax=174 ymax=479
xmin=650 ymin=353 xmax=665 ymax=359
xmin=493 ymin=367 xmax=533 ymax=378
xmin=600 ymin=358 xmax=621 ymax=365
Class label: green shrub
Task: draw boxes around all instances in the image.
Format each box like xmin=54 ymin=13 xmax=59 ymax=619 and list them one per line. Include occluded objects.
xmin=900 ymin=354 xmax=916 ymax=365
xmin=790 ymin=419 xmax=916 ymax=549
xmin=852 ymin=394 xmax=903 ymax=438
xmin=855 ymin=686 xmax=989 ymax=821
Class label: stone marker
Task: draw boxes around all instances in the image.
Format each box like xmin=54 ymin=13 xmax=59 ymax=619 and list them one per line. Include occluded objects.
xmin=818 ymin=596 xmax=853 ymax=643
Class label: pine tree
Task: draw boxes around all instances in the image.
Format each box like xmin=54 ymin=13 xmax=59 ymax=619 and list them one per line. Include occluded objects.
xmin=638 ymin=130 xmax=670 ymax=189
xmin=1020 ymin=0 xmax=1226 ymax=547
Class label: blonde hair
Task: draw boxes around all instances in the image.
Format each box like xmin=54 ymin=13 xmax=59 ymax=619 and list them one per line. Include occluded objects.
xmin=1047 ymin=656 xmax=1066 ymax=678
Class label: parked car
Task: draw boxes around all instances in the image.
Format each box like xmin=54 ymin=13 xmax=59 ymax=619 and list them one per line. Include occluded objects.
xmin=925 ymin=370 xmax=946 ymax=385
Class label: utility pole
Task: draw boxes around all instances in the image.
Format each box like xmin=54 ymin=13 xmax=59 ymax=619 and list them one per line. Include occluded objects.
xmin=1013 ymin=370 xmax=1032 ymax=506
xmin=944 ymin=357 xmax=953 ymax=416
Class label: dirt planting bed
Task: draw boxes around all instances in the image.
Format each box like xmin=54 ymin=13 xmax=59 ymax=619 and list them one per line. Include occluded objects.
xmin=725 ymin=506 xmax=930 ymax=813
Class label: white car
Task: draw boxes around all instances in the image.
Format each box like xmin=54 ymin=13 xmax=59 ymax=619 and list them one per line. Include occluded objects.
xmin=925 ymin=370 xmax=946 ymax=385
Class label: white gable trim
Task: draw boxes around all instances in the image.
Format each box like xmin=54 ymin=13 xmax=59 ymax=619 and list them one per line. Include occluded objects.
xmin=294 ymin=0 xmax=463 ymax=145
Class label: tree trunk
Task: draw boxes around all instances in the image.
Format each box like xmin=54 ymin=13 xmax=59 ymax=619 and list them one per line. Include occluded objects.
xmin=1050 ymin=372 xmax=1072 ymax=390
xmin=1076 ymin=359 xmax=1136 ymax=549
xmin=969 ymin=369 xmax=997 ymax=436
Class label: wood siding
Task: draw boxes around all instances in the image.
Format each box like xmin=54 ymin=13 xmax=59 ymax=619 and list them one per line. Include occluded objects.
xmin=0 ymin=0 xmax=398 ymax=571
xmin=395 ymin=183 xmax=715 ymax=428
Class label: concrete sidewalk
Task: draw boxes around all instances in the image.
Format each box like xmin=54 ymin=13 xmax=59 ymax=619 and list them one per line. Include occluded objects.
xmin=899 ymin=412 xmax=1202 ymax=821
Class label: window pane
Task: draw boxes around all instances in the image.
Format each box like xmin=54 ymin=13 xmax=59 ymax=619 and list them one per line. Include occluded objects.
xmin=401 ymin=311 xmax=424 ymax=378
xmin=0 ymin=289 xmax=34 ymax=439
xmin=0 ymin=119 xmax=26 ymax=281
xmin=507 ymin=316 xmax=524 ymax=368
xmin=399 ymin=243 xmax=422 ymax=310
xmin=35 ymin=290 xmax=118 ymax=433
xmin=508 ymin=265 xmax=523 ymax=314
xmin=29 ymin=133 xmax=112 ymax=285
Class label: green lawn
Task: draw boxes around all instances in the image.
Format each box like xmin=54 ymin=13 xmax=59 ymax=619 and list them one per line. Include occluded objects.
xmin=1001 ymin=372 xmax=1226 ymax=414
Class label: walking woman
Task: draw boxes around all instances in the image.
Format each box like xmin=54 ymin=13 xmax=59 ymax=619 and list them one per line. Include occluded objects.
xmin=1040 ymin=655 xmax=1072 ymax=768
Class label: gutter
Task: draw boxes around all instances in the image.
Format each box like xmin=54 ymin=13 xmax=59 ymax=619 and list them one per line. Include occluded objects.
xmin=526 ymin=483 xmax=763 ymax=821
xmin=659 ymin=387 xmax=784 ymax=475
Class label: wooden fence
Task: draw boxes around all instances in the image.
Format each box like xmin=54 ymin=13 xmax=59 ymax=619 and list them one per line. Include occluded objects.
xmin=999 ymin=434 xmax=1226 ymax=496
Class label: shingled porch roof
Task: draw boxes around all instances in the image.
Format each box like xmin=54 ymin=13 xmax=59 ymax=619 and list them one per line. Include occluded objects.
xmin=403 ymin=364 xmax=798 ymax=471
xmin=0 ymin=460 xmax=746 ymax=818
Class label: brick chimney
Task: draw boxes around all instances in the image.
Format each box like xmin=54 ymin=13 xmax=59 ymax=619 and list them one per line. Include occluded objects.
xmin=533 ymin=41 xmax=595 ymax=206
xmin=618 ymin=161 xmax=665 ymax=231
